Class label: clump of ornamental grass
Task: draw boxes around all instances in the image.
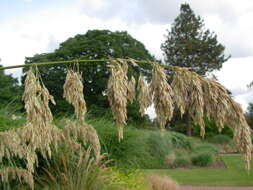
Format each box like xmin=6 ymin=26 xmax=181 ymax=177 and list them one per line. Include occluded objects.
xmin=107 ymin=59 xmax=129 ymax=141
xmin=137 ymin=74 xmax=152 ymax=116
xmin=150 ymin=62 xmax=173 ymax=130
xmin=0 ymin=68 xmax=61 ymax=189
xmin=149 ymin=175 xmax=180 ymax=190
xmin=164 ymin=153 xmax=176 ymax=167
xmin=0 ymin=167 xmax=34 ymax=189
xmin=0 ymin=67 xmax=102 ymax=189
xmin=63 ymin=69 xmax=87 ymax=120
xmin=39 ymin=147 xmax=115 ymax=190
xmin=171 ymin=67 xmax=205 ymax=137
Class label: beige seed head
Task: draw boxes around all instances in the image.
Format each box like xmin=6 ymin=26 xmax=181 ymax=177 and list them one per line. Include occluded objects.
xmin=63 ymin=69 xmax=87 ymax=121
xmin=150 ymin=62 xmax=174 ymax=129
xmin=107 ymin=59 xmax=128 ymax=141
xmin=137 ymin=74 xmax=152 ymax=116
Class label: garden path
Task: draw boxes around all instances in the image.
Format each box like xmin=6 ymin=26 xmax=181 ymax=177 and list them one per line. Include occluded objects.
xmin=181 ymin=186 xmax=253 ymax=190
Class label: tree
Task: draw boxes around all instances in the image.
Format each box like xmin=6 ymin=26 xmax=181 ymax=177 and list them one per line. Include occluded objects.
xmin=24 ymin=30 xmax=153 ymax=121
xmin=161 ymin=3 xmax=229 ymax=75
xmin=161 ymin=3 xmax=229 ymax=136
xmin=0 ymin=68 xmax=21 ymax=108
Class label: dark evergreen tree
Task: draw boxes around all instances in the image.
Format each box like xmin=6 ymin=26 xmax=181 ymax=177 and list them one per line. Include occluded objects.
xmin=161 ymin=3 xmax=229 ymax=136
xmin=161 ymin=3 xmax=229 ymax=75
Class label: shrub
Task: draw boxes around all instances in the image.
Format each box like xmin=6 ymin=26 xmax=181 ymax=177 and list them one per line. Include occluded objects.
xmin=149 ymin=175 xmax=180 ymax=190
xmin=146 ymin=132 xmax=173 ymax=158
xmin=164 ymin=153 xmax=176 ymax=167
xmin=112 ymin=169 xmax=150 ymax=190
xmin=194 ymin=143 xmax=218 ymax=154
xmin=89 ymin=118 xmax=150 ymax=168
xmin=0 ymin=108 xmax=25 ymax=131
xmin=169 ymin=132 xmax=193 ymax=150
xmin=172 ymin=156 xmax=191 ymax=168
xmin=191 ymin=152 xmax=214 ymax=167
xmin=209 ymin=134 xmax=232 ymax=145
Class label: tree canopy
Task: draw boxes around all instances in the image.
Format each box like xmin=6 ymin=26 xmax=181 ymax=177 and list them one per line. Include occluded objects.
xmin=161 ymin=3 xmax=229 ymax=75
xmin=24 ymin=30 xmax=154 ymax=117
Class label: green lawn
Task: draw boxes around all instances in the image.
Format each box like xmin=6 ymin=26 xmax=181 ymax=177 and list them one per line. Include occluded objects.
xmin=144 ymin=156 xmax=253 ymax=186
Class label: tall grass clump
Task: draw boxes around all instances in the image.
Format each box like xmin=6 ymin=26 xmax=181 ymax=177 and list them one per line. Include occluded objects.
xmin=191 ymin=152 xmax=214 ymax=167
xmin=0 ymin=67 xmax=103 ymax=189
xmin=37 ymin=147 xmax=116 ymax=190
xmin=149 ymin=175 xmax=180 ymax=190
xmin=169 ymin=132 xmax=193 ymax=150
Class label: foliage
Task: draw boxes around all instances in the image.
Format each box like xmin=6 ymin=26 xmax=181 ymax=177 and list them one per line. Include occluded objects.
xmin=191 ymin=152 xmax=214 ymax=167
xmin=146 ymin=132 xmax=173 ymax=159
xmin=169 ymin=132 xmax=193 ymax=150
xmin=0 ymin=69 xmax=21 ymax=109
xmin=0 ymin=108 xmax=25 ymax=131
xmin=88 ymin=118 xmax=197 ymax=169
xmin=192 ymin=117 xmax=233 ymax=138
xmin=209 ymin=134 xmax=232 ymax=145
xmin=193 ymin=143 xmax=218 ymax=154
xmin=172 ymin=156 xmax=191 ymax=168
xmin=161 ymin=3 xmax=229 ymax=75
xmin=89 ymin=118 xmax=151 ymax=168
xmin=24 ymin=30 xmax=153 ymax=119
xmin=36 ymin=147 xmax=117 ymax=190
xmin=111 ymin=169 xmax=150 ymax=190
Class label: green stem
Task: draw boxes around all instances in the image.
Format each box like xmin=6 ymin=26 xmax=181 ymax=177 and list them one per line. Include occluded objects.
xmin=0 ymin=58 xmax=174 ymax=70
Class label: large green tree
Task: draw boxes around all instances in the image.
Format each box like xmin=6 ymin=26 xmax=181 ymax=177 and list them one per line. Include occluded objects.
xmin=24 ymin=30 xmax=153 ymax=120
xmin=161 ymin=3 xmax=229 ymax=76
xmin=161 ymin=3 xmax=229 ymax=136
xmin=0 ymin=68 xmax=21 ymax=108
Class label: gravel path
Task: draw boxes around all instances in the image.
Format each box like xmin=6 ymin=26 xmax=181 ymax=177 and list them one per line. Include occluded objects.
xmin=181 ymin=186 xmax=253 ymax=190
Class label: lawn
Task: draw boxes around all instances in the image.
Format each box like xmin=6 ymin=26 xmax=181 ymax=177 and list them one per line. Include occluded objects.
xmin=144 ymin=156 xmax=253 ymax=186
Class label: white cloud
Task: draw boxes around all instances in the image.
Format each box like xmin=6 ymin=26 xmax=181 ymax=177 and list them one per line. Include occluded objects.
xmin=214 ymin=56 xmax=253 ymax=110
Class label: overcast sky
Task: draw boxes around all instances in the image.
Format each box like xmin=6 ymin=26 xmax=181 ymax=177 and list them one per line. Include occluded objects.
xmin=1 ymin=0 xmax=253 ymax=112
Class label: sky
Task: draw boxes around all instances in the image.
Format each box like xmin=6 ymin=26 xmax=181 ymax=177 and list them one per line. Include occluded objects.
xmin=1 ymin=0 xmax=253 ymax=113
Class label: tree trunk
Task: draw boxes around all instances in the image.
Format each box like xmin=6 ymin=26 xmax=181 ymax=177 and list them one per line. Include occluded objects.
xmin=185 ymin=113 xmax=192 ymax=136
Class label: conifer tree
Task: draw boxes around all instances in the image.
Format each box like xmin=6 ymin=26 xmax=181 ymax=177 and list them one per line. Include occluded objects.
xmin=161 ymin=3 xmax=229 ymax=75
xmin=161 ymin=3 xmax=229 ymax=136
